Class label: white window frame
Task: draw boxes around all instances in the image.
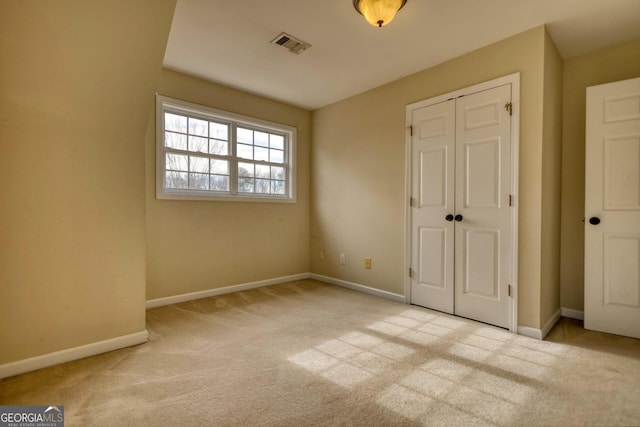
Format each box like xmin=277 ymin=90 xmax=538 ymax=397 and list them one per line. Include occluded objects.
xmin=156 ymin=95 xmax=296 ymax=203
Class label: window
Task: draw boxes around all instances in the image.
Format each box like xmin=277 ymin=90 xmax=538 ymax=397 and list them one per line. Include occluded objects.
xmin=156 ymin=95 xmax=296 ymax=202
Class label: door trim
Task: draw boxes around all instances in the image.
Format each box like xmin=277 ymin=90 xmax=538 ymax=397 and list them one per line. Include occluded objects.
xmin=403 ymin=72 xmax=520 ymax=333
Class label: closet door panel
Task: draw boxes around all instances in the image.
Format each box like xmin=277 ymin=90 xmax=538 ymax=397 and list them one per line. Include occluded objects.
xmin=410 ymin=100 xmax=456 ymax=314
xmin=454 ymin=84 xmax=512 ymax=329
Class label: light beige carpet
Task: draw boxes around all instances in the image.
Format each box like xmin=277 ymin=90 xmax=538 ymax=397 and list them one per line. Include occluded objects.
xmin=1 ymin=279 xmax=639 ymax=426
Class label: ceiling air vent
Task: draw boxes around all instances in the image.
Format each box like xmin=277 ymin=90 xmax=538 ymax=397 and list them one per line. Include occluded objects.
xmin=271 ymin=32 xmax=311 ymax=55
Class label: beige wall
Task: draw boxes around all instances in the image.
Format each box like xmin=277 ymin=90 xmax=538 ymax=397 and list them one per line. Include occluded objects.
xmin=145 ymin=70 xmax=311 ymax=300
xmin=0 ymin=0 xmax=175 ymax=364
xmin=311 ymin=26 xmax=549 ymax=328
xmin=540 ymin=29 xmax=564 ymax=326
xmin=560 ymin=38 xmax=640 ymax=311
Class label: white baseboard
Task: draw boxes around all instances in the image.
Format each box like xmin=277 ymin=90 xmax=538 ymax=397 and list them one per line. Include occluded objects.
xmin=0 ymin=330 xmax=148 ymax=380
xmin=146 ymin=273 xmax=311 ymax=309
xmin=517 ymin=308 xmax=561 ymax=340
xmin=146 ymin=272 xmax=405 ymax=309
xmin=561 ymin=307 xmax=584 ymax=320
xmin=309 ymin=273 xmax=405 ymax=303
xmin=541 ymin=308 xmax=561 ymax=339
xmin=517 ymin=326 xmax=543 ymax=340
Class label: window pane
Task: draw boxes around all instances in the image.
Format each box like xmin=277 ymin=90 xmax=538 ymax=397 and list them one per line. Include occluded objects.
xmin=238 ymin=177 xmax=254 ymax=193
xmin=165 ymin=171 xmax=188 ymax=189
xmin=189 ymin=173 xmax=209 ymax=190
xmin=165 ymin=113 xmax=187 ymax=133
xmin=166 ymin=153 xmax=188 ymax=171
xmin=188 ymin=136 xmax=208 ymax=153
xmin=255 ymin=146 xmax=269 ymax=161
xmin=271 ymin=166 xmax=284 ymax=180
xmin=238 ymin=162 xmax=254 ymax=177
xmin=237 ymin=143 xmax=253 ymax=159
xmin=165 ymin=132 xmax=187 ymax=150
xmin=255 ymin=164 xmax=270 ymax=178
xmin=159 ymin=98 xmax=293 ymax=201
xmin=270 ymin=149 xmax=284 ymax=163
xmin=188 ymin=117 xmax=208 ymax=136
xmin=210 ymin=122 xmax=228 ymax=140
xmin=189 ymin=155 xmax=209 ymax=173
xmin=255 ymin=131 xmax=269 ymax=147
xmin=210 ymin=175 xmax=229 ymax=191
xmin=211 ymin=159 xmax=228 ymax=175
xmin=210 ymin=139 xmax=228 ymax=155
xmin=256 ymin=179 xmax=270 ymax=194
xmin=270 ymin=134 xmax=284 ymax=149
xmin=237 ymin=127 xmax=253 ymax=144
xmin=272 ymin=180 xmax=286 ymax=195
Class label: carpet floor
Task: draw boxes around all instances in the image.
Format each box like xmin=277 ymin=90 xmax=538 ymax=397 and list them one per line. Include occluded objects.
xmin=1 ymin=279 xmax=639 ymax=426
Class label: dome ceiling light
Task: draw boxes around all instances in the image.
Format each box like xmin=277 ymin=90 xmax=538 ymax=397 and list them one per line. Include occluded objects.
xmin=353 ymin=0 xmax=408 ymax=28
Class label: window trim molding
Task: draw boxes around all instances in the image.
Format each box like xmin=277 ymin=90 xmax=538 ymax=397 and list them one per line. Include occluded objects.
xmin=155 ymin=94 xmax=297 ymax=203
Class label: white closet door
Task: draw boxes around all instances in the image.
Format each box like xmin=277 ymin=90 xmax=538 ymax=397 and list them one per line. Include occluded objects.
xmin=410 ymin=99 xmax=456 ymax=314
xmin=585 ymin=77 xmax=640 ymax=339
xmin=454 ymin=84 xmax=512 ymax=329
xmin=410 ymin=83 xmax=512 ymax=329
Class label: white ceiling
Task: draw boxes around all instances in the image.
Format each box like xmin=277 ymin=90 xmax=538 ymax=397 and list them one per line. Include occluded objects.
xmin=163 ymin=0 xmax=640 ymax=110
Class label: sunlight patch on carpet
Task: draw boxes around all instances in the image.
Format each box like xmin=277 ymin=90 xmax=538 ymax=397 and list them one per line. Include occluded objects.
xmin=376 ymin=383 xmax=490 ymax=424
xmin=287 ymin=330 xmax=416 ymax=389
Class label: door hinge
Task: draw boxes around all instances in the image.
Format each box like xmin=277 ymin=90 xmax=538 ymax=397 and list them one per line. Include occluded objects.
xmin=505 ymin=102 xmax=513 ymax=116
xmin=410 ymin=197 xmax=417 ymax=207
xmin=508 ymin=194 xmax=513 ymax=206
xmin=409 ymin=268 xmax=415 ymax=279
xmin=508 ymin=284 xmax=512 ymax=297
xmin=408 ymin=125 xmax=413 ymax=136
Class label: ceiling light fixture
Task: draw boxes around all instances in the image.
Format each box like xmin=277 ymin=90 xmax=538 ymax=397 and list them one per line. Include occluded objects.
xmin=353 ymin=0 xmax=407 ymax=28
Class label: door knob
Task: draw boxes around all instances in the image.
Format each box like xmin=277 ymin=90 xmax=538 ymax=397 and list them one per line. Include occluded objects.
xmin=454 ymin=214 xmax=463 ymax=222
xmin=445 ymin=214 xmax=454 ymax=222
xmin=589 ymin=217 xmax=601 ymax=225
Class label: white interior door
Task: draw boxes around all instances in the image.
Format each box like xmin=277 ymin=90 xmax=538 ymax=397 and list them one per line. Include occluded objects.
xmin=409 ymin=83 xmax=513 ymax=329
xmin=410 ymin=99 xmax=456 ymax=314
xmin=585 ymin=77 xmax=640 ymax=339
xmin=454 ymin=85 xmax=512 ymax=329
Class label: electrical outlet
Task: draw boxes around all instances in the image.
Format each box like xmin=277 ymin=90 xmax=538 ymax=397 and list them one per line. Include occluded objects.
xmin=364 ymin=257 xmax=372 ymax=269
xmin=319 ymin=250 xmax=325 ymax=261
xmin=339 ymin=253 xmax=346 ymax=265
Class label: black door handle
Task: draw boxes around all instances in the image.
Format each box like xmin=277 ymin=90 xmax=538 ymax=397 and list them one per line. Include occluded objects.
xmin=454 ymin=214 xmax=463 ymax=222
xmin=589 ymin=217 xmax=601 ymax=225
xmin=445 ymin=214 xmax=454 ymax=222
